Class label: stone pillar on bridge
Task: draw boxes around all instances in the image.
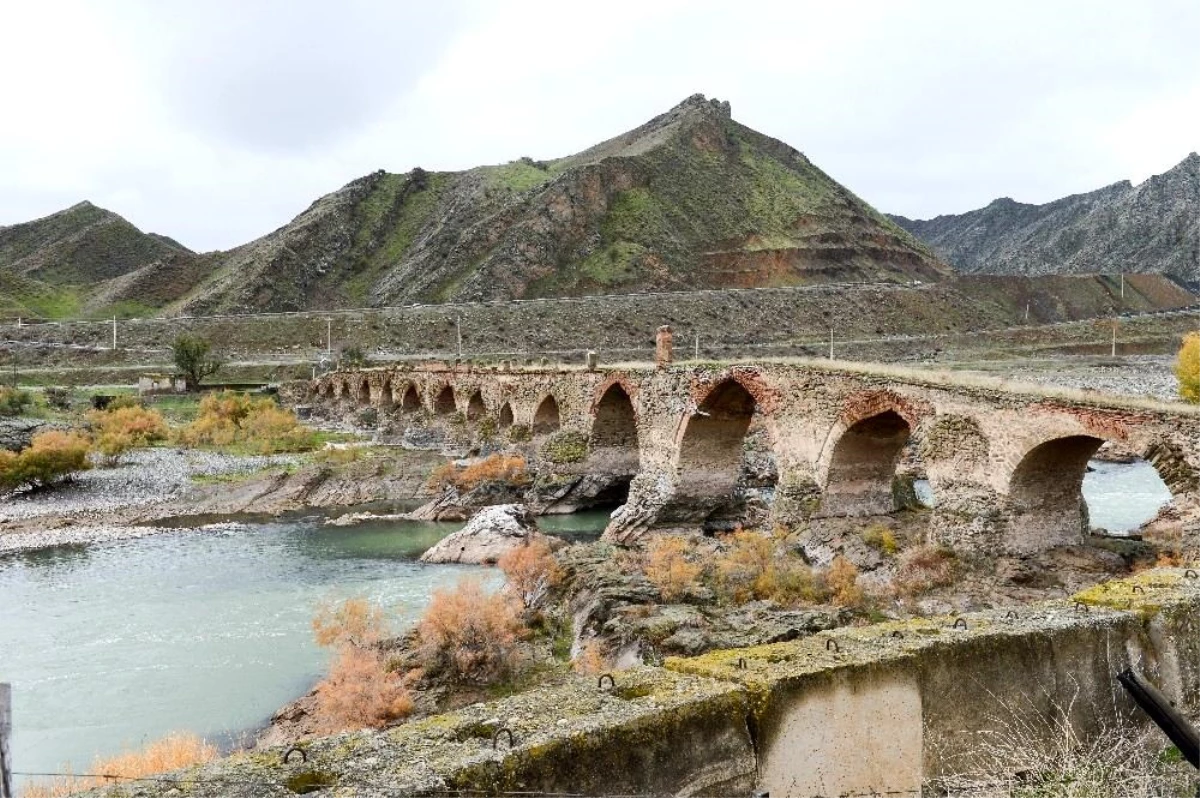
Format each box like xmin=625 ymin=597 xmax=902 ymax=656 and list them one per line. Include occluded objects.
xmin=655 ymin=325 xmax=673 ymax=369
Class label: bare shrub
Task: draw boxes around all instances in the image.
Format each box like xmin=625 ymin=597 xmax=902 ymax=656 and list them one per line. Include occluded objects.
xmin=498 ymin=538 xmax=563 ymax=610
xmin=644 ymin=536 xmax=703 ymax=601
xmin=426 ymin=453 xmax=528 ymax=492
xmin=927 ymin=687 xmax=1194 ymax=797
xmin=571 ymin=639 xmax=607 ymax=675
xmin=827 ymin=555 xmax=864 ymax=607
xmin=416 ymin=579 xmax=525 ymax=684
xmin=313 ymin=646 xmax=414 ymax=733
xmin=894 ymin=544 xmax=958 ymax=597
xmin=21 ymin=732 xmax=217 ymax=798
xmin=312 ymin=597 xmax=390 ymax=648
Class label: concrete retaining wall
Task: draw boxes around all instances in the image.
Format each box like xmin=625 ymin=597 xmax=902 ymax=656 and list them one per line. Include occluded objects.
xmin=92 ymin=569 xmax=1200 ymax=798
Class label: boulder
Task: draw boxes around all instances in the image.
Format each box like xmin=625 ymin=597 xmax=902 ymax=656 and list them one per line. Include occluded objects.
xmin=419 ymin=504 xmax=558 ymax=564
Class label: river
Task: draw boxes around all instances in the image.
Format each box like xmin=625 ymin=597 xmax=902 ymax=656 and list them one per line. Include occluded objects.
xmin=0 ymin=461 xmax=1169 ymax=784
xmin=0 ymin=511 xmax=608 ymax=786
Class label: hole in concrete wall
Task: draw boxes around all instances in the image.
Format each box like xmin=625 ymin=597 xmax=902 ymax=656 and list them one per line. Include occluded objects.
xmin=467 ymin=391 xmax=485 ymax=421
xmin=1009 ymin=435 xmax=1104 ymax=546
xmin=498 ymin=402 xmax=514 ymax=429
xmin=823 ymin=411 xmax=912 ymax=516
xmin=677 ymin=380 xmax=757 ymax=510
xmin=434 ymin=386 xmax=456 ymax=415
xmin=400 ymin=384 xmax=420 ymax=412
xmin=533 ymin=395 xmax=561 ymax=434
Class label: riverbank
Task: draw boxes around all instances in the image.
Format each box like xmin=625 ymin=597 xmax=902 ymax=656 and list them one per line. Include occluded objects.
xmin=0 ymin=445 xmax=445 ymax=553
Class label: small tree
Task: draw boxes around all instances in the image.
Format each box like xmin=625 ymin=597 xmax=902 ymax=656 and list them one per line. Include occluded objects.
xmin=1173 ymin=332 xmax=1200 ymax=403
xmin=172 ymin=334 xmax=222 ymax=391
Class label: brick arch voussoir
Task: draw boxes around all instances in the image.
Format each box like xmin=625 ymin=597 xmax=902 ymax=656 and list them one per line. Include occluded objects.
xmin=689 ymin=368 xmax=780 ymax=417
xmin=590 ymin=373 xmax=641 ymax=412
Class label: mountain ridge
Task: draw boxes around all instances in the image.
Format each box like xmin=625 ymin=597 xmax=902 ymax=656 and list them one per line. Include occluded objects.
xmin=890 ymin=153 xmax=1200 ymax=283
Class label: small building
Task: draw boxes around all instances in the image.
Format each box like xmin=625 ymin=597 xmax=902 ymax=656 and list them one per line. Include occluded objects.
xmin=137 ymin=373 xmax=186 ymax=395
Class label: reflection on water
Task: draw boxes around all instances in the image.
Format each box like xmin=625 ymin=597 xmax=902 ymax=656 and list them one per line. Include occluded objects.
xmin=0 ymin=512 xmax=607 ymax=784
xmin=913 ymin=459 xmax=1170 ymax=534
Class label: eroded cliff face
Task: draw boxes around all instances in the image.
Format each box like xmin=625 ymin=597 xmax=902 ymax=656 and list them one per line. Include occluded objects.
xmin=150 ymin=94 xmax=947 ymax=314
xmin=892 ymin=152 xmax=1200 ymax=283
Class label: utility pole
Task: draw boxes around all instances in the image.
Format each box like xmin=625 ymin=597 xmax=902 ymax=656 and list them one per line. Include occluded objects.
xmin=1111 ymin=320 xmax=1117 ymax=357
xmin=694 ymin=333 xmax=699 ymax=360
xmin=1 ymin=682 xmax=12 ymax=798
xmin=456 ymin=316 xmax=463 ymax=358
xmin=828 ymin=326 xmax=834 ymax=360
xmin=111 ymin=316 xmax=117 ymax=351
xmin=1025 ymin=301 xmax=1030 ymax=322
xmin=1120 ymin=273 xmax=1125 ymax=300
xmin=326 ymin=319 xmax=332 ymax=356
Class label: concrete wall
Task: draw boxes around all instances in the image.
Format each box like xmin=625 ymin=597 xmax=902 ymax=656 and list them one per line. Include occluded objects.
xmin=114 ymin=570 xmax=1200 ymax=798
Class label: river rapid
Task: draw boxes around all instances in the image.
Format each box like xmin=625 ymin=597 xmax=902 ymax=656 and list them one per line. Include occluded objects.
xmin=0 ymin=462 xmax=1168 ymax=784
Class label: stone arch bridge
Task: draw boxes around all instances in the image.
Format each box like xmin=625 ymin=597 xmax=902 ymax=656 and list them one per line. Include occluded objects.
xmin=301 ymin=361 xmax=1200 ymax=554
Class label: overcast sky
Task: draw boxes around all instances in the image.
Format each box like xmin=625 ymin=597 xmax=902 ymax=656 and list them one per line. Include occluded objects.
xmin=2 ymin=0 xmax=1198 ymax=252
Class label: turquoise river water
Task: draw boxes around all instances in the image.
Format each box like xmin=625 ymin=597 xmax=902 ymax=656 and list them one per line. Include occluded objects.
xmin=0 ymin=462 xmax=1169 ymax=783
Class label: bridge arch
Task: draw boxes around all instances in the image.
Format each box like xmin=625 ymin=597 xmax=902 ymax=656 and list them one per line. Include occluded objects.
xmin=399 ymin=383 xmax=421 ymax=412
xmin=1005 ymin=435 xmax=1106 ymax=550
xmin=675 ymin=378 xmax=757 ymax=513
xmin=466 ymin=390 xmax=486 ymax=422
xmin=818 ymin=391 xmax=924 ymax=517
xmin=498 ymin=401 xmax=514 ymax=429
xmin=338 ymin=380 xmax=353 ymax=401
xmin=354 ymin=376 xmax=370 ymax=405
xmin=434 ymin=385 xmax=457 ymax=415
xmin=590 ymin=382 xmax=639 ymax=474
xmin=533 ymin=395 xmax=561 ymax=435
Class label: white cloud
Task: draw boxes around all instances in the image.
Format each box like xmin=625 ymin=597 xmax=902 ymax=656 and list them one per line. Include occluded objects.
xmin=1 ymin=0 xmax=1198 ymax=250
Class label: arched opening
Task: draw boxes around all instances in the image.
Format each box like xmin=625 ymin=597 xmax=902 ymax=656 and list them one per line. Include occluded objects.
xmin=338 ymin=381 xmax=352 ymax=401
xmin=467 ymin=391 xmax=486 ymax=422
xmin=676 ymin=380 xmax=757 ymax=518
xmin=1082 ymin=451 xmax=1172 ymax=534
xmin=590 ymin=384 xmax=639 ymax=474
xmin=356 ymin=378 xmax=370 ymax=406
xmin=533 ymin=395 xmax=561 ymax=435
xmin=377 ymin=378 xmax=393 ymax=411
xmin=400 ymin=384 xmax=421 ymax=412
xmin=1007 ymin=435 xmax=1105 ymax=550
xmin=498 ymin=402 xmax=514 ymax=429
xmin=821 ymin=411 xmax=912 ymax=517
xmin=434 ymin=385 xmax=456 ymax=415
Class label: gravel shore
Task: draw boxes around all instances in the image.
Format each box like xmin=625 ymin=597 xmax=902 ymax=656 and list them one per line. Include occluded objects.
xmin=969 ymin=355 xmax=1181 ymax=402
xmin=0 ymin=448 xmax=297 ymax=553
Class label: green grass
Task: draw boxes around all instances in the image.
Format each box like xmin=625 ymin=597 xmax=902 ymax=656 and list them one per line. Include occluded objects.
xmin=480 ymin=159 xmax=560 ymax=193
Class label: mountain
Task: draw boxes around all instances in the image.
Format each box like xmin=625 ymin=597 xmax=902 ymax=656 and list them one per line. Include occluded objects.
xmin=891 ymin=153 xmax=1200 ymax=284
xmin=0 ymin=201 xmax=193 ymax=318
xmin=155 ymin=94 xmax=948 ymax=313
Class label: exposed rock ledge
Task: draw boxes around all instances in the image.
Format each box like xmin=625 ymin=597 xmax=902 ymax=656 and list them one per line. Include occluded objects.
xmin=419 ymin=504 xmax=560 ymax=564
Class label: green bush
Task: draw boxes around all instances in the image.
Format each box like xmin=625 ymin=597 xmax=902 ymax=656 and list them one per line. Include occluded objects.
xmin=540 ymin=430 xmax=589 ymax=464
xmin=0 ymin=387 xmax=32 ymax=417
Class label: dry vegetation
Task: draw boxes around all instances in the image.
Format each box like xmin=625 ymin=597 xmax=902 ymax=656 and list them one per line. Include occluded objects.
xmin=497 ymin=538 xmax=563 ymax=611
xmin=21 ymin=732 xmax=217 ymax=798
xmin=177 ymin=391 xmax=317 ymax=454
xmin=88 ymin=404 xmax=169 ymax=464
xmin=427 ymin=453 xmax=528 ymax=492
xmin=0 ymin=429 xmax=90 ymax=491
xmin=416 ymin=580 xmax=526 ymax=684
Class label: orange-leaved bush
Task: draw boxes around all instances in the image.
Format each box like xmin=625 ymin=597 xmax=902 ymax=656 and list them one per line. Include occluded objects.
xmin=21 ymin=732 xmax=217 ymax=798
xmin=416 ymin=579 xmax=525 ymax=684
xmin=0 ymin=430 xmax=91 ymax=491
xmin=177 ymin=391 xmax=316 ymax=453
xmin=309 ymin=597 xmax=412 ymax=733
xmin=88 ymin=405 xmax=169 ymax=465
xmin=644 ymin=536 xmax=702 ymax=602
xmin=427 ymin=453 xmax=528 ymax=492
xmin=498 ymin=538 xmax=562 ymax=610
